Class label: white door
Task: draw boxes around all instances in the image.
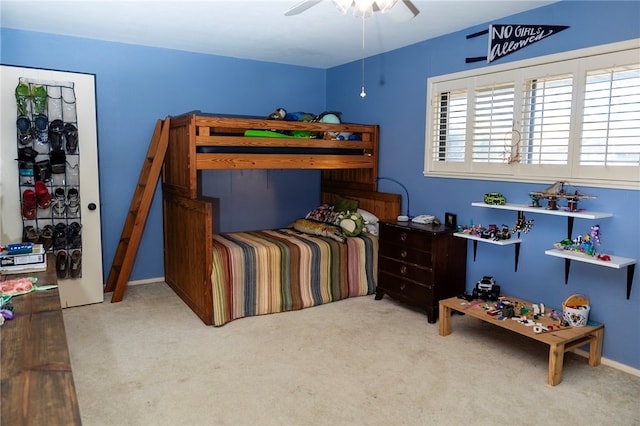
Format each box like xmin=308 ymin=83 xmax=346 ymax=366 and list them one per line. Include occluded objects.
xmin=1 ymin=65 xmax=103 ymax=307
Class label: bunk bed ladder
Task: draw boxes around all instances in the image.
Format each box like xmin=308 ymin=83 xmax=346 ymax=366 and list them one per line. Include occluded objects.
xmin=105 ymin=117 xmax=170 ymax=302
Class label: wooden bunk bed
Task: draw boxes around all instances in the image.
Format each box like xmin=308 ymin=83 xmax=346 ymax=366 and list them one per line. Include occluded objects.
xmin=162 ymin=112 xmax=401 ymax=325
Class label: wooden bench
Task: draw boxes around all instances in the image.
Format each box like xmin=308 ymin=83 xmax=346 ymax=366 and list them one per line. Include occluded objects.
xmin=1 ymin=256 xmax=82 ymax=425
xmin=439 ymin=295 xmax=604 ymax=386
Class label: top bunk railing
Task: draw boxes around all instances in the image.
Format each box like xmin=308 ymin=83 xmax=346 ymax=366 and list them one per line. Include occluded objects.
xmin=194 ymin=115 xmax=375 ymax=150
xmin=163 ymin=112 xmax=380 ymax=198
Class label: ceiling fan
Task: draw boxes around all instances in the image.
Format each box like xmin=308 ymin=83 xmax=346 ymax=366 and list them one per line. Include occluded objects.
xmin=285 ymin=0 xmax=420 ymax=19
xmin=285 ymin=0 xmax=420 ymax=99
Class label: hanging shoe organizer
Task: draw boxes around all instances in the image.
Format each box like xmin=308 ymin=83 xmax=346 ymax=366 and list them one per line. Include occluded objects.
xmin=15 ymin=79 xmax=82 ymax=279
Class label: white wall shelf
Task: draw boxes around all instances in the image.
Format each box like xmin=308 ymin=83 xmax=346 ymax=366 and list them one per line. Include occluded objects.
xmin=471 ymin=202 xmax=613 ymax=220
xmin=454 ymin=232 xmax=522 ymax=271
xmin=471 ymin=202 xmax=612 ymax=238
xmin=545 ymin=248 xmax=636 ymax=299
xmin=461 ymin=202 xmax=635 ymax=298
xmin=454 ymin=233 xmax=521 ymax=246
xmin=545 ymin=248 xmax=636 ymax=269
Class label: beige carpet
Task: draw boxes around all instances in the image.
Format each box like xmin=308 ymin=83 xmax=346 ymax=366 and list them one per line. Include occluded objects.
xmin=62 ymin=282 xmax=640 ymax=426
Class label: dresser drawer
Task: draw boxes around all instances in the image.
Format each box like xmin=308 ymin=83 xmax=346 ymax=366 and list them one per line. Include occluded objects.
xmin=380 ymin=224 xmax=432 ymax=252
xmin=376 ymin=220 xmax=467 ymax=324
xmin=378 ymin=272 xmax=433 ymax=305
xmin=379 ymin=257 xmax=433 ymax=284
xmin=379 ymin=243 xmax=432 ymax=268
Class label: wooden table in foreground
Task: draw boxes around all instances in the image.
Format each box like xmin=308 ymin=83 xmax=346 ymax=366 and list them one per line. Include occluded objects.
xmin=1 ymin=255 xmax=82 ymax=425
xmin=439 ymin=295 xmax=604 ymax=386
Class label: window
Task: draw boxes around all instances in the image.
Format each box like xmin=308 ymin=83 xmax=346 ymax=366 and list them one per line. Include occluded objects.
xmin=581 ymin=65 xmax=640 ymax=167
xmin=472 ymin=83 xmax=515 ymax=164
xmin=424 ymin=39 xmax=640 ymax=189
xmin=521 ymin=74 xmax=573 ymax=165
xmin=433 ymin=90 xmax=467 ymax=162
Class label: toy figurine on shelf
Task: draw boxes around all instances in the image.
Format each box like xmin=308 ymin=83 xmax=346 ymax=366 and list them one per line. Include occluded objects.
xmin=470 ymin=225 xmax=485 ymax=237
xmin=494 ymin=224 xmax=511 ymax=240
xmin=512 ymin=210 xmax=534 ymax=237
xmin=582 ymin=234 xmax=596 ymax=256
xmin=554 ymin=224 xmax=607 ymax=258
xmin=529 ymin=193 xmax=542 ymax=208
xmin=481 ymin=224 xmax=498 ymax=239
xmin=580 ymin=225 xmax=601 ymax=256
xmin=460 ymin=223 xmax=486 ymax=238
xmin=529 ymin=181 xmax=595 ymax=211
xmin=591 ymin=224 xmax=601 ymax=245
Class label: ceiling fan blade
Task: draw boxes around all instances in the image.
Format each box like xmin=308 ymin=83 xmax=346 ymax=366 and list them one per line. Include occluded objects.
xmin=387 ymin=0 xmax=419 ymax=22
xmin=284 ymin=0 xmax=323 ymax=16
xmin=401 ymin=0 xmax=420 ymax=18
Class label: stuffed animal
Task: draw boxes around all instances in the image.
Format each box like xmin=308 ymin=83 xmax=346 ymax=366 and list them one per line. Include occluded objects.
xmin=337 ymin=211 xmax=365 ymax=237
xmin=286 ymin=111 xmax=315 ymax=122
xmin=313 ymin=111 xmax=342 ymax=122
xmin=289 ymin=218 xmax=346 ymax=243
xmin=267 ymin=108 xmax=286 ymax=120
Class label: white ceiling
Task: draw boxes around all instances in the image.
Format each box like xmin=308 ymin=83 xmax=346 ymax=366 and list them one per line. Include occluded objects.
xmin=1 ymin=0 xmax=559 ymax=69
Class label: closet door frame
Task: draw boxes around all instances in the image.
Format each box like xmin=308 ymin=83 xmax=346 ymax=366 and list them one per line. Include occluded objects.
xmin=1 ymin=65 xmax=103 ymax=307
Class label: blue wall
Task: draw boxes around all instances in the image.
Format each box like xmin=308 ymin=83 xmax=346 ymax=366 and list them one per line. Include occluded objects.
xmin=1 ymin=1 xmax=638 ymax=369
xmin=327 ymin=0 xmax=640 ymax=369
xmin=1 ymin=29 xmax=327 ymax=282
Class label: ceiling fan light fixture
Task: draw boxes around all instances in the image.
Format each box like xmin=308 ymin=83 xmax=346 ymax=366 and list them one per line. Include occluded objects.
xmin=332 ymin=0 xmax=353 ymax=14
xmin=286 ymin=0 xmax=417 ymax=18
xmin=353 ymin=0 xmax=375 ymax=17
xmin=376 ymin=0 xmax=399 ymax=13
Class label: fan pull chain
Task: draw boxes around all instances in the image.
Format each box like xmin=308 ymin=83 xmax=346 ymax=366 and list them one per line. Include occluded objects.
xmin=360 ymin=14 xmax=366 ymax=98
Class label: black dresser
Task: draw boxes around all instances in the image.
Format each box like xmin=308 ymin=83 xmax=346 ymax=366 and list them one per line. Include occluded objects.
xmin=376 ymin=221 xmax=467 ymax=323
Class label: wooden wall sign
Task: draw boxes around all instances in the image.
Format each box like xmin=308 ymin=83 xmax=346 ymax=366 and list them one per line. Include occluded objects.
xmin=466 ymin=24 xmax=569 ymax=63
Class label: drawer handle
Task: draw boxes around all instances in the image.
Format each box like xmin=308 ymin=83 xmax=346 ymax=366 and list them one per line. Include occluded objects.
xmin=400 ymin=249 xmax=408 ymax=258
xmin=400 ymin=265 xmax=407 ymax=275
xmin=400 ymin=232 xmax=407 ymax=242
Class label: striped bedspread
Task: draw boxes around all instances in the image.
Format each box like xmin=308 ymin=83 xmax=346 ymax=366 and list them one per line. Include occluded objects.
xmin=210 ymin=229 xmax=378 ymax=326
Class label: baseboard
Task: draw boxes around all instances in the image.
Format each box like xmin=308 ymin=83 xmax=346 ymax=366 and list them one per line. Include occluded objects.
xmin=573 ymin=348 xmax=640 ymax=377
xmin=127 ymin=277 xmax=166 ymax=286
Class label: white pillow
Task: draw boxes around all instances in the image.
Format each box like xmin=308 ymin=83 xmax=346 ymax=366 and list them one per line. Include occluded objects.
xmin=357 ymin=208 xmax=379 ymax=225
xmin=364 ymin=223 xmax=379 ymax=236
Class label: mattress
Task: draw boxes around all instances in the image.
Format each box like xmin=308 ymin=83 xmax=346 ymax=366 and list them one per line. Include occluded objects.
xmin=210 ymin=229 xmax=378 ymax=326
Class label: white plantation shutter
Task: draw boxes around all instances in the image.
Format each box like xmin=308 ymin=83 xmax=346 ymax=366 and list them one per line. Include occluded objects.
xmin=424 ymin=40 xmax=639 ymax=188
xmin=431 ymin=90 xmax=467 ymax=162
xmin=521 ymin=75 xmax=573 ymax=165
xmin=581 ymin=65 xmax=640 ymax=166
xmin=472 ymin=84 xmax=515 ymax=163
